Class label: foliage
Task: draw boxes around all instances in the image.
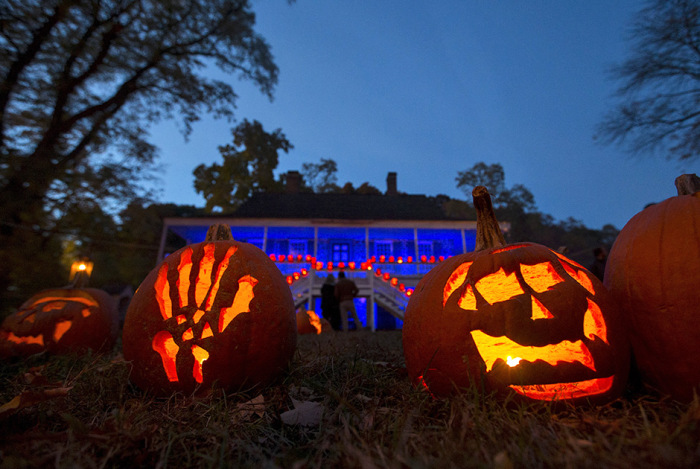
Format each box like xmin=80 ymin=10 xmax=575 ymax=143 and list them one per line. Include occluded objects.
xmin=193 ymin=119 xmax=293 ymax=213
xmin=456 ymin=162 xmax=506 ymax=201
xmin=597 ymin=0 xmax=700 ymax=161
xmin=0 ymin=0 xmax=280 ymax=307
xmin=301 ymin=158 xmax=339 ymax=193
xmin=1 ymin=332 xmax=699 ymax=468
xmin=455 ymin=162 xmax=617 ymax=268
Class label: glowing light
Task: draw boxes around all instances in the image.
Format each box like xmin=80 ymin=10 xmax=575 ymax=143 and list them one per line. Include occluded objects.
xmin=78 ymin=263 xmax=87 ymax=271
xmin=510 ymin=376 xmax=615 ymax=401
xmin=470 ymin=330 xmax=596 ymax=373
xmin=475 ymin=268 xmax=526 ymax=304
xmin=531 ymin=296 xmax=555 ymax=319
xmin=152 ymin=331 xmax=179 ymax=382
xmin=6 ymin=332 xmax=43 ymax=346
xmin=458 ymin=284 xmax=477 ymax=310
xmin=506 ymin=356 xmax=522 ymax=367
xmin=443 ymin=262 xmax=472 ymax=306
xmin=561 ymin=262 xmax=595 ymax=295
xmin=583 ymin=298 xmax=608 ymax=344
xmin=520 ymin=262 xmax=564 ymax=293
xmin=155 ymin=264 xmax=172 ymax=320
xmin=218 ymin=275 xmax=258 ymax=332
xmin=191 ymin=345 xmax=209 ymax=383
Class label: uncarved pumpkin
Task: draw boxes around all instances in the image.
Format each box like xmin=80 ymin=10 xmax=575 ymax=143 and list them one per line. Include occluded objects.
xmin=403 ymin=186 xmax=630 ymax=405
xmin=122 ymin=224 xmax=296 ymax=396
xmin=0 ymin=274 xmax=119 ymax=358
xmin=604 ymin=174 xmax=700 ymax=402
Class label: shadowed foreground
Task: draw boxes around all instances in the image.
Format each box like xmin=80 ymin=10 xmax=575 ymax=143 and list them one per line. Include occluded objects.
xmin=1 ymin=331 xmax=699 ymax=468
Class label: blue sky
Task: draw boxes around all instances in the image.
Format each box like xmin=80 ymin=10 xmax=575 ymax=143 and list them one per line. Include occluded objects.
xmin=148 ymin=0 xmax=698 ymax=230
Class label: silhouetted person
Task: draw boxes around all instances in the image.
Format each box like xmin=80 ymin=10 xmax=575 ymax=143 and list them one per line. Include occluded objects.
xmin=335 ymin=271 xmax=363 ymax=331
xmin=321 ymin=274 xmax=341 ymax=331
xmin=590 ymin=247 xmax=608 ymax=281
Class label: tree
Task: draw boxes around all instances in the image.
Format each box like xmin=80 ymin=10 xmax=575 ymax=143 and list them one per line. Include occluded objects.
xmin=301 ymin=158 xmax=339 ymax=193
xmin=597 ymin=0 xmax=700 ymax=161
xmin=0 ymin=0 xmax=280 ymax=307
xmin=193 ymin=119 xmax=292 ymax=212
xmin=456 ymin=162 xmax=506 ymax=202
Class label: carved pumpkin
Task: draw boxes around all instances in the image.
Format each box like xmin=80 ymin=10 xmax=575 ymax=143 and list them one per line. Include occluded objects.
xmin=122 ymin=224 xmax=296 ymax=396
xmin=0 ymin=275 xmax=118 ymax=358
xmin=604 ymin=174 xmax=700 ymax=402
xmin=403 ymin=186 xmax=629 ymax=404
xmin=297 ymin=309 xmax=332 ymax=335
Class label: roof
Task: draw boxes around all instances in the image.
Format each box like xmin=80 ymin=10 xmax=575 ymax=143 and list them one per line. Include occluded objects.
xmin=230 ymin=192 xmax=464 ymax=221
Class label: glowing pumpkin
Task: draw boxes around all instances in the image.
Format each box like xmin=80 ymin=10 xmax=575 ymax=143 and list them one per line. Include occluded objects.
xmin=0 ymin=278 xmax=118 ymax=358
xmin=296 ymin=309 xmax=332 ymax=335
xmin=403 ymin=186 xmax=629 ymax=404
xmin=604 ymin=174 xmax=700 ymax=402
xmin=122 ymin=224 xmax=296 ymax=396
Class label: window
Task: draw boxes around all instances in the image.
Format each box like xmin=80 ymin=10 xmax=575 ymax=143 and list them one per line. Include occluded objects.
xmin=290 ymin=241 xmax=307 ymax=257
xmin=375 ymin=240 xmax=393 ymax=258
xmin=332 ymin=243 xmax=350 ymax=262
xmin=418 ymin=241 xmax=433 ymax=259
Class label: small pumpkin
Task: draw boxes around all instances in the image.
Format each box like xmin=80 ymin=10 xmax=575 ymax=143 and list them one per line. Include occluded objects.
xmin=604 ymin=174 xmax=700 ymax=402
xmin=403 ymin=186 xmax=629 ymax=404
xmin=122 ymin=224 xmax=296 ymax=396
xmin=297 ymin=309 xmax=332 ymax=335
xmin=0 ymin=273 xmax=119 ymax=358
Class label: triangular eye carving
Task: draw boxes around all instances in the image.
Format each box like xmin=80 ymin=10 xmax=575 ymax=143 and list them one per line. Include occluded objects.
xmin=520 ymin=262 xmax=564 ymax=293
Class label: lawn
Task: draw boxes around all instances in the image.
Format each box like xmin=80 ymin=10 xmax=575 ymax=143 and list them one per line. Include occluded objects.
xmin=1 ymin=330 xmax=699 ymax=468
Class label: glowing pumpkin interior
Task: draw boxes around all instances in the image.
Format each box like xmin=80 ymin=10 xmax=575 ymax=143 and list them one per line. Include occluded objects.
xmin=5 ymin=296 xmax=96 ymax=347
xmin=150 ymin=244 xmax=258 ymax=384
xmin=443 ymin=246 xmax=614 ymax=401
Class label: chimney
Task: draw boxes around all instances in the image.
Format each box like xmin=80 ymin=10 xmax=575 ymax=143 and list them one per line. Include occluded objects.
xmin=386 ymin=172 xmax=397 ymax=196
xmin=286 ymin=170 xmax=301 ymax=193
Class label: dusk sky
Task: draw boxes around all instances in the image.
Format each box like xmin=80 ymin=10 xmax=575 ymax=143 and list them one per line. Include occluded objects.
xmin=148 ymin=0 xmax=698 ymax=231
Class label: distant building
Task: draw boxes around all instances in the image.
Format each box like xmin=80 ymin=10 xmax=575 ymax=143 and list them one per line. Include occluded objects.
xmin=157 ymin=172 xmax=497 ymax=330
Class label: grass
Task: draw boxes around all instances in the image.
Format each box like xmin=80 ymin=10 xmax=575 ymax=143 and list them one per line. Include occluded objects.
xmin=1 ymin=330 xmax=699 ymax=468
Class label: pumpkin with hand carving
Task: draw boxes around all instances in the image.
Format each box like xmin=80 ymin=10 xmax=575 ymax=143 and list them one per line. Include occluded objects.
xmin=403 ymin=186 xmax=629 ymax=405
xmin=0 ymin=277 xmax=118 ymax=358
xmin=122 ymin=224 xmax=296 ymax=396
xmin=604 ymin=174 xmax=700 ymax=402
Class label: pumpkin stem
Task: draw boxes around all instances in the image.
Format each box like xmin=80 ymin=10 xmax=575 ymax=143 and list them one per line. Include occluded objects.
xmin=473 ymin=185 xmax=506 ymax=251
xmin=675 ymin=173 xmax=700 ymax=196
xmin=205 ymin=224 xmax=234 ymax=241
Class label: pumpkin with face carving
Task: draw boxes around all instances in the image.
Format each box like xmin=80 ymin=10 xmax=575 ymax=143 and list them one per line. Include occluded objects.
xmin=402 ymin=187 xmax=629 ymax=405
xmin=0 ymin=282 xmax=118 ymax=358
xmin=122 ymin=224 xmax=296 ymax=396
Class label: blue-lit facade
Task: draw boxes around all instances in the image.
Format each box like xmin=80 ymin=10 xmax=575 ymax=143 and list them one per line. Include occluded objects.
xmin=161 ymin=221 xmax=476 ymax=273
xmin=158 ymin=217 xmax=479 ymax=331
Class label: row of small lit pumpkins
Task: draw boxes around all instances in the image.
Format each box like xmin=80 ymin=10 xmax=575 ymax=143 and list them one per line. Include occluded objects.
xmin=1 ymin=175 xmax=698 ymax=405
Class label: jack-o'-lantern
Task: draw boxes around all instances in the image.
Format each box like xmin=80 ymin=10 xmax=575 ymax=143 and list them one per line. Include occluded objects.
xmin=604 ymin=174 xmax=700 ymax=402
xmin=0 ymin=273 xmax=119 ymax=358
xmin=403 ymin=186 xmax=629 ymax=405
xmin=297 ymin=309 xmax=332 ymax=335
xmin=122 ymin=224 xmax=296 ymax=396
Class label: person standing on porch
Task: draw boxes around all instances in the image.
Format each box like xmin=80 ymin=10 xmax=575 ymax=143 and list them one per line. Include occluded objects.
xmin=335 ymin=271 xmax=363 ymax=331
xmin=321 ymin=274 xmax=341 ymax=330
